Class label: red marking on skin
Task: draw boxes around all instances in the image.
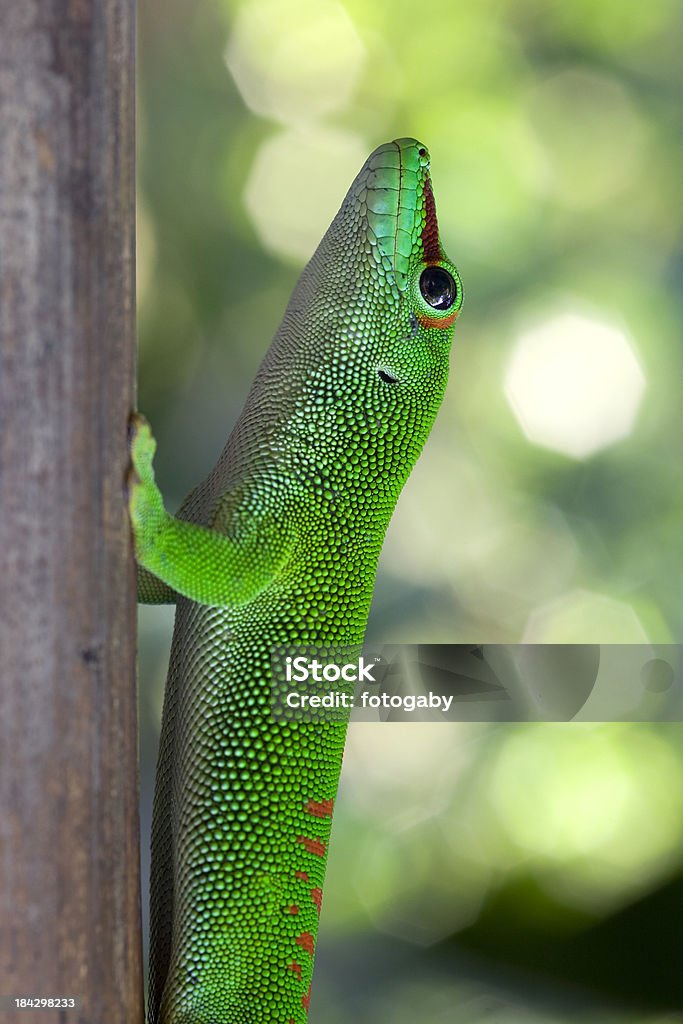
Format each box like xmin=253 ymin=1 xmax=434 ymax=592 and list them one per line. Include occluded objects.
xmin=288 ymin=961 xmax=302 ymax=980
xmin=295 ymin=870 xmax=310 ymax=882
xmin=304 ymin=798 xmax=334 ymax=818
xmin=416 ymin=309 xmax=460 ymax=330
xmin=302 ymin=983 xmax=312 ymax=1013
xmin=296 ymin=932 xmax=315 ymax=957
xmin=311 ymin=887 xmax=323 ymax=915
xmin=286 ymin=904 xmax=300 ymax=915
xmin=421 ymin=177 xmax=441 ymax=263
xmin=297 ymin=835 xmax=326 ymax=857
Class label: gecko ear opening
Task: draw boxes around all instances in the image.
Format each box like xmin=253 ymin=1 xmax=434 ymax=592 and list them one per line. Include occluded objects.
xmin=378 ymin=368 xmax=399 ymax=384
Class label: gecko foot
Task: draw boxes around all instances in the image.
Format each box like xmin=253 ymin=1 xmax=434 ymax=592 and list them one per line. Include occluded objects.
xmin=127 ymin=412 xmax=163 ymax=538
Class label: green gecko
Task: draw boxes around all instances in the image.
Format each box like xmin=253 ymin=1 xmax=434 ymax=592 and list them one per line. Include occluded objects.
xmin=130 ymin=137 xmax=462 ymax=1024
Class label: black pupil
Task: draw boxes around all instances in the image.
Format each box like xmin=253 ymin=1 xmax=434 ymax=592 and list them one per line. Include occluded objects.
xmin=419 ymin=267 xmax=457 ymax=310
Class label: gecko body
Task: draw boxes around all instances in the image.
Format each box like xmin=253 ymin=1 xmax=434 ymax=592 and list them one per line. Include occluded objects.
xmin=130 ymin=138 xmax=462 ymax=1023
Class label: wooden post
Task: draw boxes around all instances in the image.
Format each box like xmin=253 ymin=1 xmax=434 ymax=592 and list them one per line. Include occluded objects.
xmin=0 ymin=2 xmax=142 ymax=1022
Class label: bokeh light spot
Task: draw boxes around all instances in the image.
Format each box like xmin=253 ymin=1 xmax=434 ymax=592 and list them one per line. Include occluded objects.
xmin=526 ymin=70 xmax=647 ymax=209
xmin=524 ymin=589 xmax=649 ymax=644
xmin=491 ymin=726 xmax=683 ymax=911
xmin=357 ymin=826 xmax=487 ymax=947
xmin=505 ymin=312 xmax=646 ymax=458
xmin=641 ymin=658 xmax=675 ymax=693
xmin=243 ymin=128 xmax=368 ymax=263
xmin=224 ymin=0 xmax=365 ymax=126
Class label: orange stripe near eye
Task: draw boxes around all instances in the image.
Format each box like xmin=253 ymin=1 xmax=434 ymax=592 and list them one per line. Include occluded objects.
xmin=421 ymin=178 xmax=442 ymax=263
xmin=416 ymin=309 xmax=459 ymax=330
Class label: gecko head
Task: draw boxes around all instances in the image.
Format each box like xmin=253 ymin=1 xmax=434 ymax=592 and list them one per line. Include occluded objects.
xmin=327 ymin=140 xmax=464 ymax=399
xmin=317 ymin=138 xmax=464 ymax=462
xmin=350 ymin=138 xmax=463 ymax=395
xmin=352 ymin=139 xmax=461 ymax=302
xmin=262 ymin=138 xmax=463 ymax=480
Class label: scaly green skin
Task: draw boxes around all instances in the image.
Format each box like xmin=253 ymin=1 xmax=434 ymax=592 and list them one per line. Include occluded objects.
xmin=130 ymin=138 xmax=462 ymax=1024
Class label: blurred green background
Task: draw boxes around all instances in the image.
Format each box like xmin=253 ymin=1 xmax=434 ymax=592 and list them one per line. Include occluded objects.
xmin=137 ymin=0 xmax=683 ymax=1019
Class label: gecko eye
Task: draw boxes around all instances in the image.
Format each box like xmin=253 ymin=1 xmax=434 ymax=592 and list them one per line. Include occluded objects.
xmin=419 ymin=267 xmax=457 ymax=310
